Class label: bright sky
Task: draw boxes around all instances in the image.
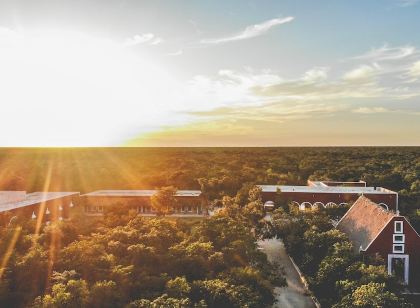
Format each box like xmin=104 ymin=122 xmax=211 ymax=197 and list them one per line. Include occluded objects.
xmin=0 ymin=0 xmax=419 ymax=146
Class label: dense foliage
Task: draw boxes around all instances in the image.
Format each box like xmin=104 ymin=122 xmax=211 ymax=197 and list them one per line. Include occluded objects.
xmin=0 ymin=188 xmax=283 ymax=308
xmin=0 ymin=147 xmax=419 ymax=307
xmin=0 ymin=147 xmax=418 ymax=230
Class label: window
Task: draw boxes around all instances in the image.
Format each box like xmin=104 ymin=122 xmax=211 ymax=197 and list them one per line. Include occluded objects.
xmin=394 ymin=221 xmax=403 ymax=233
xmin=87 ymin=205 xmax=103 ymax=213
xmin=393 ymin=234 xmax=405 ymax=243
xmin=393 ymin=244 xmax=404 ymax=253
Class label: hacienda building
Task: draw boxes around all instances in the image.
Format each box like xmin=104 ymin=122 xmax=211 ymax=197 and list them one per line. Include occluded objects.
xmin=81 ymin=190 xmax=207 ymax=217
xmin=258 ymin=180 xmax=398 ymax=211
xmin=337 ymin=196 xmax=420 ymax=288
xmin=0 ymin=191 xmax=79 ymax=225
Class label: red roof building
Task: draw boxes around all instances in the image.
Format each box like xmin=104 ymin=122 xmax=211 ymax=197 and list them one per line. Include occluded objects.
xmin=337 ymin=196 xmax=420 ymax=288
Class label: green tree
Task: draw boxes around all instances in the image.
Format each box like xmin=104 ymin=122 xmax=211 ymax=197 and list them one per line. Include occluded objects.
xmin=151 ymin=186 xmax=178 ymax=215
xmin=166 ymin=277 xmax=191 ymax=298
xmin=334 ymin=282 xmax=412 ymax=308
xmin=32 ymin=279 xmax=90 ymax=308
xmin=88 ymin=280 xmax=122 ymax=308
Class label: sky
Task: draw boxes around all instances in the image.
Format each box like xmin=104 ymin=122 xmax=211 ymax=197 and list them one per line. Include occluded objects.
xmin=0 ymin=0 xmax=419 ymax=146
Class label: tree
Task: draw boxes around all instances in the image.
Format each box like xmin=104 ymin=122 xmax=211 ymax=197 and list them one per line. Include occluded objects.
xmin=166 ymin=277 xmax=191 ymax=298
xmin=12 ymin=243 xmax=48 ymax=307
xmin=32 ymin=279 xmax=90 ymax=308
xmin=243 ymin=186 xmax=265 ymax=226
xmin=191 ymin=279 xmax=267 ymax=308
xmin=151 ymin=186 xmax=178 ymax=216
xmin=334 ymin=282 xmax=412 ymax=308
xmin=127 ymin=294 xmax=192 ymax=308
xmin=88 ymin=280 xmax=122 ymax=308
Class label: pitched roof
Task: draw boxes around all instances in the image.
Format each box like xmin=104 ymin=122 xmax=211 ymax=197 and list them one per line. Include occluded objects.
xmin=336 ymin=195 xmax=396 ymax=252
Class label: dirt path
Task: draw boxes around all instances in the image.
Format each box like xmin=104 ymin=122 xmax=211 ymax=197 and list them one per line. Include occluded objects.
xmin=258 ymin=238 xmax=316 ymax=308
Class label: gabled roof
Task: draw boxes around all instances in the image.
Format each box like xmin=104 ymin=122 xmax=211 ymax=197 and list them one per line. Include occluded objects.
xmin=336 ymin=195 xmax=396 ymax=252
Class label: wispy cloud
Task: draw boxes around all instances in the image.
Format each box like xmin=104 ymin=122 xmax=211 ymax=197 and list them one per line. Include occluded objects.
xmin=352 ymin=106 xmax=420 ymax=116
xmin=302 ymin=67 xmax=329 ymax=82
xmin=409 ymin=60 xmax=420 ymax=79
xmin=352 ymin=44 xmax=416 ymax=61
xmin=178 ymin=44 xmax=420 ymax=128
xmin=129 ymin=43 xmax=420 ymax=146
xmin=167 ymin=49 xmax=183 ymax=56
xmin=342 ymin=64 xmax=380 ymax=81
xmin=353 ymin=107 xmax=390 ymax=114
xmin=123 ymin=33 xmax=163 ymax=47
xmin=200 ymin=16 xmax=294 ymax=44
xmin=397 ymin=0 xmax=419 ymax=7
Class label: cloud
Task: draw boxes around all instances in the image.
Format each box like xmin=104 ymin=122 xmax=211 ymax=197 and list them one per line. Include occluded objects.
xmin=343 ymin=64 xmax=380 ymax=81
xmin=397 ymin=0 xmax=419 ymax=7
xmin=167 ymin=49 xmax=183 ymax=56
xmin=200 ymin=16 xmax=294 ymax=44
xmin=253 ymin=68 xmax=383 ymax=101
xmin=352 ymin=45 xmax=416 ymax=61
xmin=179 ymin=48 xmax=420 ymax=129
xmin=353 ymin=107 xmax=390 ymax=114
xmin=123 ymin=33 xmax=163 ymax=47
xmin=302 ymin=67 xmax=329 ymax=82
xmin=128 ymin=42 xmax=420 ymax=146
xmin=189 ymin=100 xmax=344 ymax=123
xmin=409 ymin=60 xmax=420 ymax=78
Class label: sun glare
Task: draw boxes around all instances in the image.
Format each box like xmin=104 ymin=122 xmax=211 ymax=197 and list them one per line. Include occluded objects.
xmin=0 ymin=29 xmax=178 ymax=146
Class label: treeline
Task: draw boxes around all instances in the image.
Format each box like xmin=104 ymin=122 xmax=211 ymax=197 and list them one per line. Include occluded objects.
xmin=0 ymin=147 xmax=418 ymax=194
xmin=0 ymin=147 xmax=418 ymax=230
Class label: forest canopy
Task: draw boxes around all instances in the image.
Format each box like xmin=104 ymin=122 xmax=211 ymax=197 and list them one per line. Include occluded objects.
xmin=0 ymin=147 xmax=418 ymax=229
xmin=0 ymin=147 xmax=419 ymax=307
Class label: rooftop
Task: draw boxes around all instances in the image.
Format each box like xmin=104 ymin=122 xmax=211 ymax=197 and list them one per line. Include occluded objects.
xmin=258 ymin=185 xmax=396 ymax=195
xmin=0 ymin=191 xmax=27 ymax=205
xmin=308 ymin=180 xmax=367 ymax=188
xmin=0 ymin=192 xmax=79 ymax=212
xmin=82 ymin=190 xmax=202 ymax=197
xmin=336 ymin=196 xmax=397 ymax=252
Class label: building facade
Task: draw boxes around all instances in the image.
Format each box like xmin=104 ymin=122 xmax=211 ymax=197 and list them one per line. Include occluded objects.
xmin=81 ymin=190 xmax=207 ymax=217
xmin=259 ymin=180 xmax=398 ymax=211
xmin=337 ymin=196 xmax=420 ymax=288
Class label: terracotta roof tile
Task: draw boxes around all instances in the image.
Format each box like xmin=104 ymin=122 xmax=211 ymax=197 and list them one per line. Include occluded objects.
xmin=336 ymin=195 xmax=396 ymax=252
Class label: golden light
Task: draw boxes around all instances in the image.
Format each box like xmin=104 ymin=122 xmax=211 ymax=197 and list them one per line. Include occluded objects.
xmin=0 ymin=28 xmax=180 ymax=146
xmin=0 ymin=226 xmax=22 ymax=279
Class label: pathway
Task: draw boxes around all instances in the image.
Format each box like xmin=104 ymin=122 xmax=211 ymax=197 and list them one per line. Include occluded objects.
xmin=258 ymin=238 xmax=316 ymax=308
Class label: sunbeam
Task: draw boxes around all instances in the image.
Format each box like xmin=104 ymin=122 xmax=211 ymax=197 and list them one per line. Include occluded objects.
xmin=0 ymin=226 xmax=22 ymax=279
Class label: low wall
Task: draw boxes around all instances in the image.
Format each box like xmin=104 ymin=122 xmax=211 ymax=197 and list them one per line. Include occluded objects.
xmin=288 ymin=255 xmax=322 ymax=308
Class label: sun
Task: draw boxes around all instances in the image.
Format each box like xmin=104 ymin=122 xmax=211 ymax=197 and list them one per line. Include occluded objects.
xmin=0 ymin=28 xmax=178 ymax=146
